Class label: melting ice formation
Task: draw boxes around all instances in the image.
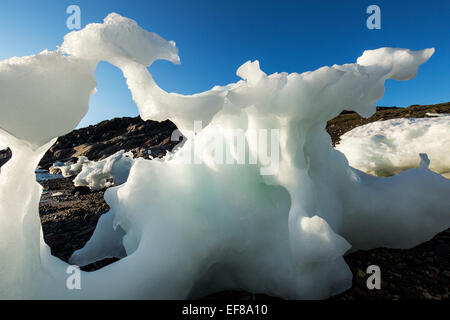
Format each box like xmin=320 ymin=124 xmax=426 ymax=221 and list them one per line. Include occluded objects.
xmin=50 ymin=156 xmax=90 ymax=177
xmin=73 ymin=150 xmax=134 ymax=190
xmin=0 ymin=13 xmax=449 ymax=299
xmin=51 ymin=150 xmax=134 ymax=190
xmin=336 ymin=116 xmax=450 ymax=178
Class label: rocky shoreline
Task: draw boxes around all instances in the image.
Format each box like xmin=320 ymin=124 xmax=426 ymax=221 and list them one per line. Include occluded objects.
xmin=4 ymin=102 xmax=450 ymax=299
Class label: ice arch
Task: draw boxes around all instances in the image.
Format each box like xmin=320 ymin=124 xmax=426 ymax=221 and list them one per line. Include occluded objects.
xmin=0 ymin=13 xmax=449 ymax=299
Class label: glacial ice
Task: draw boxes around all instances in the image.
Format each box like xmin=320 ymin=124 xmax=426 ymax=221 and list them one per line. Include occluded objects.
xmin=73 ymin=150 xmax=134 ymax=190
xmin=50 ymin=150 xmax=134 ymax=190
xmin=69 ymin=211 xmax=127 ymax=267
xmin=0 ymin=13 xmax=449 ymax=299
xmin=50 ymin=156 xmax=89 ymax=177
xmin=335 ymin=116 xmax=450 ymax=178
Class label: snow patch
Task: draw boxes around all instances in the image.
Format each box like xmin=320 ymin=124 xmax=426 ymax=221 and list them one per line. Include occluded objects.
xmin=336 ymin=116 xmax=450 ymax=177
xmin=426 ymin=112 xmax=449 ymax=117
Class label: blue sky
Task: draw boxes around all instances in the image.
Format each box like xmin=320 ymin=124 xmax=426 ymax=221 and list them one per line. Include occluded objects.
xmin=0 ymin=0 xmax=449 ymax=128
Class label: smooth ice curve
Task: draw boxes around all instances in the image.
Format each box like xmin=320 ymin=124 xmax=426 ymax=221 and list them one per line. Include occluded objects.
xmin=0 ymin=13 xmax=449 ymax=299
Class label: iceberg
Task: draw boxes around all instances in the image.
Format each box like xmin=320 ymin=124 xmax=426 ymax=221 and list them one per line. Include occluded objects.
xmin=0 ymin=13 xmax=449 ymax=299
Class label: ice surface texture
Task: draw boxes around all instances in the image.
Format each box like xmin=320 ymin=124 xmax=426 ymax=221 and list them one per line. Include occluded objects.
xmin=73 ymin=150 xmax=134 ymax=190
xmin=50 ymin=156 xmax=89 ymax=177
xmin=51 ymin=150 xmax=134 ymax=190
xmin=336 ymin=117 xmax=450 ymax=178
xmin=0 ymin=13 xmax=449 ymax=299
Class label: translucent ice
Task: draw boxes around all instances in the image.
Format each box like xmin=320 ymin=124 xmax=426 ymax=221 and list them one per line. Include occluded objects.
xmin=0 ymin=50 xmax=96 ymax=149
xmin=0 ymin=13 xmax=449 ymax=299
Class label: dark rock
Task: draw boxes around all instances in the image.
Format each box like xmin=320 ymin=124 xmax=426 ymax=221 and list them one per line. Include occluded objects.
xmin=72 ymin=186 xmax=91 ymax=196
xmin=435 ymin=243 xmax=450 ymax=256
xmin=0 ymin=148 xmax=12 ymax=168
xmin=37 ymin=117 xmax=180 ymax=169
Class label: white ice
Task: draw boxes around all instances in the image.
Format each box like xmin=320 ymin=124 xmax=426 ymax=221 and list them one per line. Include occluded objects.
xmin=0 ymin=13 xmax=449 ymax=300
xmin=335 ymin=116 xmax=450 ymax=178
xmin=73 ymin=150 xmax=134 ymax=190
xmin=50 ymin=150 xmax=134 ymax=190
xmin=50 ymin=156 xmax=89 ymax=177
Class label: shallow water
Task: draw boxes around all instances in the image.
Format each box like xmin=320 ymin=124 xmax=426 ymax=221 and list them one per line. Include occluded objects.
xmin=35 ymin=169 xmax=62 ymax=182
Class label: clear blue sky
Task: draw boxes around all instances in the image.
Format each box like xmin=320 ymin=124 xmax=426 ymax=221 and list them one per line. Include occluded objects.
xmin=0 ymin=0 xmax=449 ymax=128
